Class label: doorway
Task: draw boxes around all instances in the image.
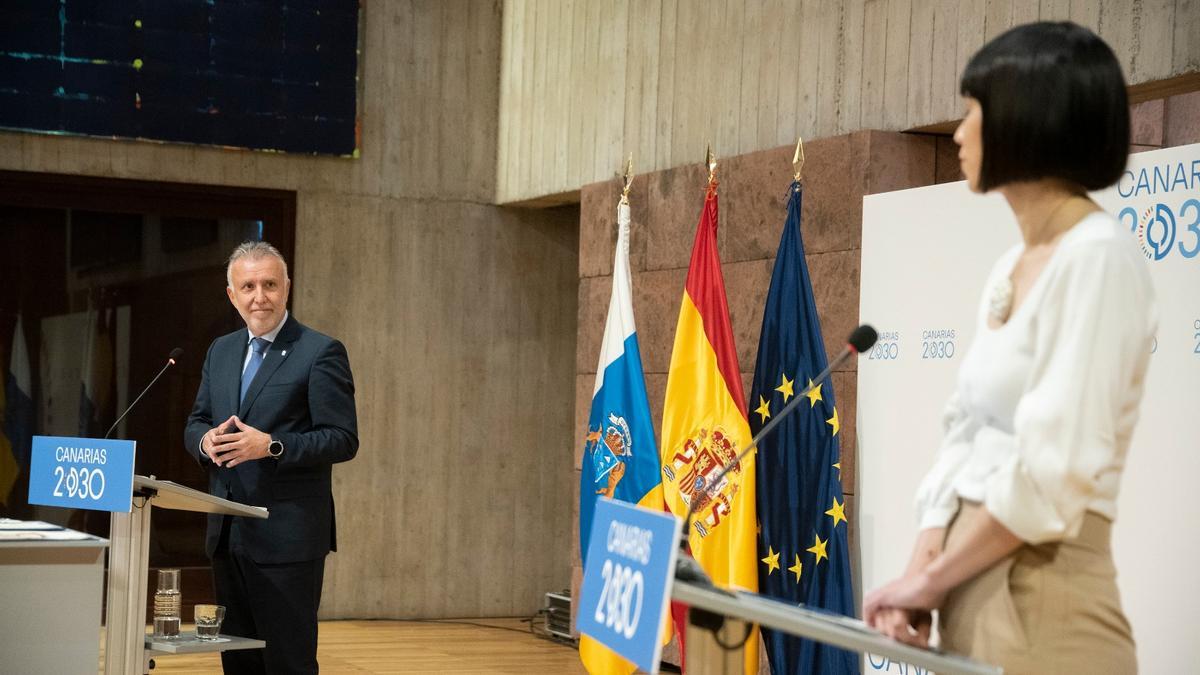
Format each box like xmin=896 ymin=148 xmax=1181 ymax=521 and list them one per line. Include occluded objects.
xmin=0 ymin=169 xmax=296 ymax=614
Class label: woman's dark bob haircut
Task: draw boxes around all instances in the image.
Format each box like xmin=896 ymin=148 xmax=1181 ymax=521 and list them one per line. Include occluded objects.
xmin=961 ymin=22 xmax=1129 ymax=192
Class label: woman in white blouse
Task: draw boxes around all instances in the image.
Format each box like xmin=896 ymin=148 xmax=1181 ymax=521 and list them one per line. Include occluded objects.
xmin=863 ymin=22 xmax=1154 ymax=673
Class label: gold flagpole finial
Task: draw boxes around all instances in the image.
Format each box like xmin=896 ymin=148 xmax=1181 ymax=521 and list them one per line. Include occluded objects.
xmin=792 ymin=136 xmax=806 ymax=182
xmin=706 ymin=142 xmax=717 ymax=184
xmin=621 ymin=153 xmax=634 ymax=204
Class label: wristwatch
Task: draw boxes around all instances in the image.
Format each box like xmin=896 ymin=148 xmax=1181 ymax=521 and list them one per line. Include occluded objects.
xmin=268 ymin=438 xmax=284 ymax=459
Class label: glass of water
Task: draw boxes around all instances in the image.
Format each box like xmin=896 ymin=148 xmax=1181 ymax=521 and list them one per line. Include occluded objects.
xmin=194 ymin=604 xmax=225 ymax=640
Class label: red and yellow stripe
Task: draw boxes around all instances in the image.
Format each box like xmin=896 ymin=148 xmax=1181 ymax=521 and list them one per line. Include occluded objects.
xmin=660 ymin=186 xmax=758 ymax=674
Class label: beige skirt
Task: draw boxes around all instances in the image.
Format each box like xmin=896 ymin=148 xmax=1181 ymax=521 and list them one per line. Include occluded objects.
xmin=938 ymin=501 xmax=1136 ymax=674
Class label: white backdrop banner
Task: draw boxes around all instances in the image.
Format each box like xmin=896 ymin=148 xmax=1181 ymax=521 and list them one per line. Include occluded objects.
xmin=857 ymin=143 xmax=1200 ymax=674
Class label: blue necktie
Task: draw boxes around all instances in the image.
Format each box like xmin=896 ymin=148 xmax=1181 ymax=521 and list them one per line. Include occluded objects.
xmin=240 ymin=337 xmax=270 ymax=404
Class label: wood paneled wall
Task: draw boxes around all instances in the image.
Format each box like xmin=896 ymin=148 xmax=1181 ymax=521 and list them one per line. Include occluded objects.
xmin=0 ymin=0 xmax=580 ymax=619
xmin=497 ymin=0 xmax=1200 ymax=204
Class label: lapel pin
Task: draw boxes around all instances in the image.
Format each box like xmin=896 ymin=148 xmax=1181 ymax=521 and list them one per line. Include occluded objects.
xmin=282 ymin=350 xmax=288 ymax=357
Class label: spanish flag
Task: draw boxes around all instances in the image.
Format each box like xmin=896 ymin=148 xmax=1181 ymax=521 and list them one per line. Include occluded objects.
xmin=660 ymin=180 xmax=758 ymax=673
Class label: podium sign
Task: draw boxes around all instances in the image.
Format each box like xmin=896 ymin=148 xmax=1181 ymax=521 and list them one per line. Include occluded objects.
xmin=28 ymin=436 xmax=135 ymax=512
xmin=577 ymin=498 xmax=681 ymax=673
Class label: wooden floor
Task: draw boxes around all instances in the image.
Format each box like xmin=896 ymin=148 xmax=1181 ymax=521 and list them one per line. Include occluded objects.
xmin=108 ymin=619 xmax=588 ymax=674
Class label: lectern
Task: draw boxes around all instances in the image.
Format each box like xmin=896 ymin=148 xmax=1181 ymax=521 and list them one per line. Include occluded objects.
xmin=104 ymin=475 xmax=269 ymax=675
xmin=673 ymin=580 xmax=1002 ymax=675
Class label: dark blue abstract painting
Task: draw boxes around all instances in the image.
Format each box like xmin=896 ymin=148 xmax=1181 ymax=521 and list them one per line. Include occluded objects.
xmin=0 ymin=0 xmax=360 ymax=156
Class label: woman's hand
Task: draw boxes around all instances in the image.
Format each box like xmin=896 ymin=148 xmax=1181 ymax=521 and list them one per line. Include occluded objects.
xmin=868 ymin=606 xmax=932 ymax=647
xmin=861 ymin=526 xmax=947 ymax=647
xmin=866 ymin=508 xmax=1023 ymax=646
xmin=864 ymin=570 xmax=947 ymax=647
xmin=865 ymin=570 xmax=947 ymax=616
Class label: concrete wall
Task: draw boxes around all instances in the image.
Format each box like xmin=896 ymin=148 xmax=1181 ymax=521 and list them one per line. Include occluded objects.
xmin=0 ymin=0 xmax=579 ymax=619
xmin=498 ymin=0 xmax=1200 ymax=204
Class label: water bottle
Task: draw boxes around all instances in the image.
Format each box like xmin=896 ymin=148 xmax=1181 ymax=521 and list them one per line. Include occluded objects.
xmin=152 ymin=568 xmax=181 ymax=638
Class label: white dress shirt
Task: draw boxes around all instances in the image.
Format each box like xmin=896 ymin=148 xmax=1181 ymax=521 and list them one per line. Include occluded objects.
xmin=914 ymin=212 xmax=1157 ymax=544
xmin=242 ymin=310 xmax=289 ymax=373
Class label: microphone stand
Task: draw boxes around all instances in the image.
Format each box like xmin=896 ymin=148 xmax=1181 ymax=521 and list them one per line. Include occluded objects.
xmin=676 ymin=327 xmax=876 ymax=582
xmin=104 ymin=351 xmax=181 ymax=439
xmin=672 ymin=326 xmax=876 ymax=651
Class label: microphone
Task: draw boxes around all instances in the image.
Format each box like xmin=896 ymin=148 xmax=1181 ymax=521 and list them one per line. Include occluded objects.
xmin=104 ymin=348 xmax=184 ymax=439
xmin=676 ymin=325 xmax=877 ymax=580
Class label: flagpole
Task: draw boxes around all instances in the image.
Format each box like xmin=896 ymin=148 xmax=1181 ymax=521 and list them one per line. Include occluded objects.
xmin=620 ymin=153 xmax=633 ymax=205
xmin=792 ymin=135 xmax=805 ymax=183
xmin=705 ymin=142 xmax=717 ymax=186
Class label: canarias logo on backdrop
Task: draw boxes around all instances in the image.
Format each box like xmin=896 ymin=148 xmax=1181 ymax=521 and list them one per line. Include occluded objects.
xmin=1116 ymin=159 xmax=1200 ymax=262
xmin=661 ymin=426 xmax=743 ymax=537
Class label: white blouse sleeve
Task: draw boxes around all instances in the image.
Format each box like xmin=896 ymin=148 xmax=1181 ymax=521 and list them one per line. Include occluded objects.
xmin=914 ymin=391 xmax=980 ymax=530
xmin=913 ymin=246 xmax=1017 ymax=532
xmin=984 ymin=238 xmax=1155 ymax=543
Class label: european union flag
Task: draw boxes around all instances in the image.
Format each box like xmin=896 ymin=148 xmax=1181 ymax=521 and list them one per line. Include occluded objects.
xmin=750 ymin=183 xmax=859 ymax=674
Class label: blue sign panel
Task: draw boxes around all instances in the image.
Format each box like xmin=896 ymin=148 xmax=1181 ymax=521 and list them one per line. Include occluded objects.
xmin=577 ymin=498 xmax=681 ymax=673
xmin=28 ymin=436 xmax=135 ymax=513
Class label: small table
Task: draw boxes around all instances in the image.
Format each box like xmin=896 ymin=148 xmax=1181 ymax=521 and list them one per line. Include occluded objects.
xmin=0 ymin=522 xmax=108 ymax=674
xmin=146 ymin=631 xmax=266 ymax=655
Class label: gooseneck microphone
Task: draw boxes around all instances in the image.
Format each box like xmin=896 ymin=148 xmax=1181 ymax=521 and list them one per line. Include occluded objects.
xmin=676 ymin=325 xmax=877 ymax=583
xmin=103 ymin=347 xmax=184 ymax=439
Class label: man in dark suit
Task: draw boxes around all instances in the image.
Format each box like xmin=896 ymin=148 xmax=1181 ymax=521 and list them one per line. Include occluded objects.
xmin=185 ymin=241 xmax=358 ymax=674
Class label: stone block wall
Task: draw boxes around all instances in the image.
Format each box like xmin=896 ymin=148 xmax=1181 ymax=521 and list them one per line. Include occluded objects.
xmin=571 ymin=130 xmax=941 ymax=626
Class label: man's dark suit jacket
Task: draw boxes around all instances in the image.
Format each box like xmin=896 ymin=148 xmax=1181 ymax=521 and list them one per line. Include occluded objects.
xmin=184 ymin=315 xmax=358 ymax=564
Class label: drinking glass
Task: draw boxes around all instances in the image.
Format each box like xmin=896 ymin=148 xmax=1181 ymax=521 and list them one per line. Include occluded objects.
xmin=194 ymin=604 xmax=226 ymax=640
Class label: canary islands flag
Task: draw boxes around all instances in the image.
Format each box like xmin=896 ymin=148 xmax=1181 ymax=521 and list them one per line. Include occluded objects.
xmin=751 ymin=183 xmax=858 ymax=674
xmin=660 ymin=180 xmax=758 ymax=673
xmin=79 ymin=306 xmax=116 ymax=438
xmin=1 ymin=315 xmax=34 ymax=506
xmin=579 ymin=198 xmax=666 ymax=675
